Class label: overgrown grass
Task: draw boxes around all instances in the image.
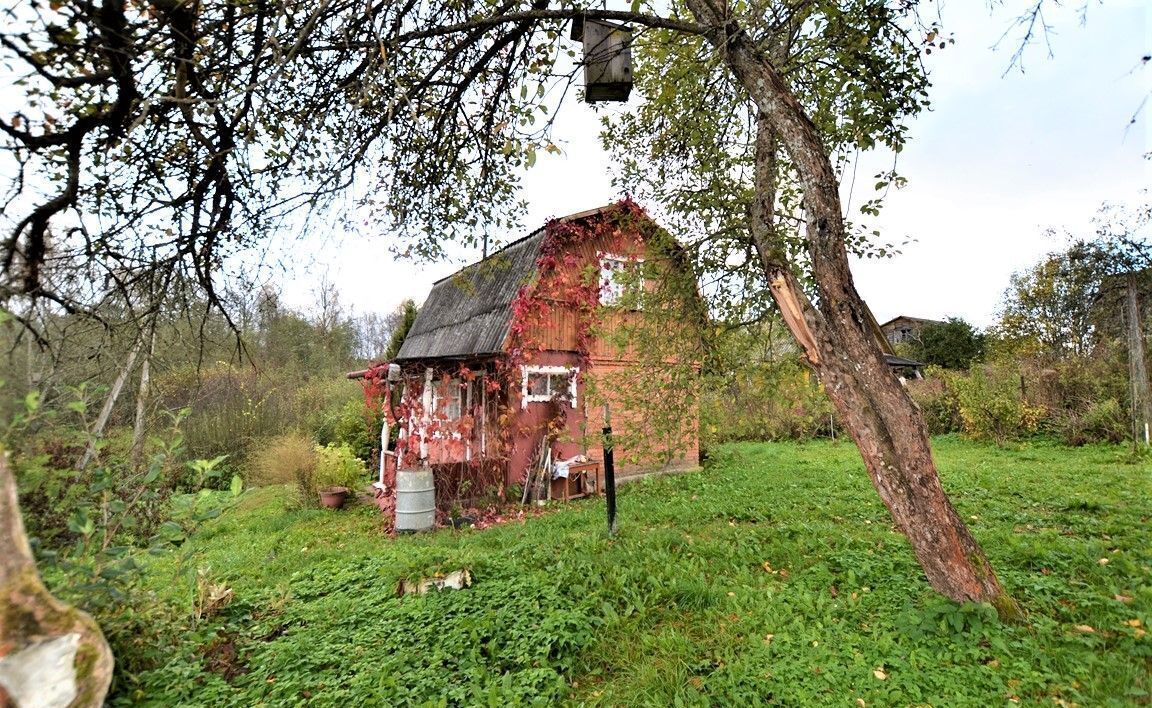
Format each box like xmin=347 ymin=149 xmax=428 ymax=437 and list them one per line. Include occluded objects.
xmin=103 ymin=437 xmax=1150 ymax=705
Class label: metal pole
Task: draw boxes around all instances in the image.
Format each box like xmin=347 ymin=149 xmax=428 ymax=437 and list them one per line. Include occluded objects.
xmin=603 ymin=404 xmax=617 ymax=536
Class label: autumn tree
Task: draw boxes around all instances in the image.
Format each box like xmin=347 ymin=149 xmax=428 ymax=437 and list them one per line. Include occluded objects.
xmin=1 ymin=1 xmax=1022 ymax=613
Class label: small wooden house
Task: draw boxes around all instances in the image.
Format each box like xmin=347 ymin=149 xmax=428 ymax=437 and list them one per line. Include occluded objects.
xmin=880 ymin=315 xmax=946 ymax=346
xmin=379 ymin=201 xmax=701 ymax=505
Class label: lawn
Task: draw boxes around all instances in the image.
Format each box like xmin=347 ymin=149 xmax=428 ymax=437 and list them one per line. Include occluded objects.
xmin=107 ymin=437 xmax=1150 ymax=706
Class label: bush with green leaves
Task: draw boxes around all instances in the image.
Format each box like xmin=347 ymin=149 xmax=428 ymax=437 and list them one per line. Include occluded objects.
xmin=949 ymin=364 xmax=1045 ymax=445
xmin=156 ymin=363 xmax=361 ymax=463
xmin=314 ymin=397 xmax=379 ymax=461
xmin=702 ymin=358 xmax=835 ymax=445
xmin=313 ymin=442 xmax=368 ymax=492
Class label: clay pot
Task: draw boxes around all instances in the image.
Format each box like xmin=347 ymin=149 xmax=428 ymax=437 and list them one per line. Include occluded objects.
xmin=319 ymin=486 xmax=349 ymax=510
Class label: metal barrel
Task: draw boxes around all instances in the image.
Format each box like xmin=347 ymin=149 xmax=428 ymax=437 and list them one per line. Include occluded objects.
xmin=395 ymin=468 xmax=436 ymax=532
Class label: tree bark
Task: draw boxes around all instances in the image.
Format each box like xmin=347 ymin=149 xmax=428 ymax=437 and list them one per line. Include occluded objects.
xmin=0 ymin=454 xmax=114 ymax=706
xmin=688 ymin=0 xmax=1019 ymax=615
xmin=78 ymin=336 xmax=143 ymax=471
xmin=130 ymin=324 xmax=158 ymax=471
xmin=1125 ymin=273 xmax=1151 ymax=447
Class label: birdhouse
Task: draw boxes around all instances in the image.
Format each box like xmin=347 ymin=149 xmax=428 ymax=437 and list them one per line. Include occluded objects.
xmin=570 ymin=16 xmax=633 ymax=103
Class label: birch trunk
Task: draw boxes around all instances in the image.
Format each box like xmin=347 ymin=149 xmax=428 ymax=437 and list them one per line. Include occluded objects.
xmin=78 ymin=337 xmax=143 ymax=471
xmin=687 ymin=0 xmax=1019 ymax=615
xmin=130 ymin=325 xmax=158 ymax=471
xmin=1125 ymin=273 xmax=1151 ymax=446
xmin=0 ymin=454 xmax=114 ymax=706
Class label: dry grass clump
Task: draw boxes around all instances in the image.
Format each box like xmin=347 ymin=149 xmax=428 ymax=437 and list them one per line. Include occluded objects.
xmin=247 ymin=433 xmax=318 ymax=505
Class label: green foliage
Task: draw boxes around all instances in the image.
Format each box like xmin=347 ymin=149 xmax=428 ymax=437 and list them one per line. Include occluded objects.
xmin=700 ymin=320 xmax=835 ymax=448
xmin=910 ymin=346 xmax=1134 ymax=446
xmin=314 ymin=397 xmax=378 ymax=461
xmin=912 ymin=317 xmax=986 ymax=370
xmin=997 ymin=251 xmax=1101 ymax=359
xmin=945 ymin=365 xmax=1044 ymax=445
xmin=702 ymin=358 xmax=835 ymax=444
xmin=86 ymin=438 xmax=1150 ymax=705
xmin=382 ymin=299 xmax=418 ymax=362
xmin=157 ymin=364 xmax=361 ymax=463
xmin=313 ymin=442 xmax=368 ymax=491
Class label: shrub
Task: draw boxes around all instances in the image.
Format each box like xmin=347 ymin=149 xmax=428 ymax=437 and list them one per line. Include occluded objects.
xmin=315 ymin=397 xmax=379 ymax=461
xmin=314 ymin=442 xmax=368 ymax=492
xmin=702 ymin=359 xmax=836 ymax=444
xmin=906 ymin=370 xmax=962 ymax=435
xmin=155 ymin=364 xmax=360 ymax=462
xmin=952 ymin=365 xmax=1044 ymax=445
xmin=247 ymin=433 xmax=317 ymax=505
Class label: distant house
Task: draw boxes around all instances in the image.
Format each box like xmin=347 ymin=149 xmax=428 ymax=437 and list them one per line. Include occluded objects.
xmin=366 ymin=202 xmax=701 ymax=505
xmin=879 ymin=315 xmax=946 ymax=346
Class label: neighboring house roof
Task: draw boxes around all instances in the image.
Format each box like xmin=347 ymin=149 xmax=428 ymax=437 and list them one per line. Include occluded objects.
xmin=883 ymin=354 xmax=924 ymax=368
xmin=394 ymin=205 xmax=618 ymax=362
xmin=879 ymin=315 xmax=946 ymax=330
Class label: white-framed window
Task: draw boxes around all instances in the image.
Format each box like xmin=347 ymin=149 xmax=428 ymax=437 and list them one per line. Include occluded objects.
xmin=521 ymin=365 xmax=578 ymax=409
xmin=599 ymin=252 xmax=644 ymax=306
xmin=431 ymin=377 xmax=463 ymax=419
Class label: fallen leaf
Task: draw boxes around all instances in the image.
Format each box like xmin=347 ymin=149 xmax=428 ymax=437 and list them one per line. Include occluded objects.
xmin=1125 ymin=619 xmax=1143 ymax=627
xmin=1073 ymin=624 xmax=1096 ymax=633
xmin=856 ymin=700 xmax=866 ymax=708
xmin=1135 ymin=628 xmax=1146 ymax=638
xmin=873 ymin=668 xmax=888 ymax=680
xmin=1098 ymin=558 xmax=1109 ymax=565
xmin=779 ymin=569 xmax=790 ymax=579
xmin=986 ymin=659 xmax=1000 ymax=668
xmin=763 ymin=634 xmax=774 ymax=644
xmin=1115 ymin=594 xmax=1132 ymax=603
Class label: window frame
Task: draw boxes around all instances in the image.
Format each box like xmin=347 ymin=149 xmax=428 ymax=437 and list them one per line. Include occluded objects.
xmin=430 ymin=376 xmax=464 ymax=420
xmin=598 ymin=252 xmax=645 ymax=307
xmin=520 ymin=365 xmax=578 ymax=409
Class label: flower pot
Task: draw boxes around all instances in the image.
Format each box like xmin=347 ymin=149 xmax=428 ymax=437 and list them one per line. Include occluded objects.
xmin=319 ymin=486 xmax=350 ymax=510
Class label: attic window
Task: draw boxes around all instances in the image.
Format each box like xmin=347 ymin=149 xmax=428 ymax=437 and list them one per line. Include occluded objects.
xmin=599 ymin=252 xmax=644 ymax=306
xmin=521 ymin=365 xmax=578 ymax=409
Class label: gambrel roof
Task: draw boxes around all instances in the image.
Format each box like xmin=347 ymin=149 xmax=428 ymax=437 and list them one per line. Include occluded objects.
xmin=394 ymin=206 xmax=617 ymax=362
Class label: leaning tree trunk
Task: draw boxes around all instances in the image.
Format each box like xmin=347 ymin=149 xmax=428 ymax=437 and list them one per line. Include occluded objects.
xmin=0 ymin=454 xmax=114 ymax=706
xmin=686 ymin=0 xmax=1020 ymax=616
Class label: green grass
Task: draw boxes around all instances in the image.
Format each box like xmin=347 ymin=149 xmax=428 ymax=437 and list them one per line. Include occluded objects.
xmin=103 ymin=437 xmax=1150 ymax=706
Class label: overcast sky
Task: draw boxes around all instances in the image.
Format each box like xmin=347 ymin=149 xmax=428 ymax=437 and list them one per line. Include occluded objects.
xmin=283 ymin=1 xmax=1149 ymax=330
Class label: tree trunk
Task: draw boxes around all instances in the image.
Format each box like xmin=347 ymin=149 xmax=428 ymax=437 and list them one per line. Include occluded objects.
xmin=0 ymin=454 xmax=114 ymax=706
xmin=687 ymin=0 xmax=1019 ymax=616
xmin=78 ymin=336 xmax=143 ymax=471
xmin=130 ymin=324 xmax=158 ymax=471
xmin=1125 ymin=273 xmax=1151 ymax=447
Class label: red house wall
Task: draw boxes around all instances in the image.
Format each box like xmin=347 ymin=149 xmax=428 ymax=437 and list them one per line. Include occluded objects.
xmin=506 ymin=213 xmax=700 ymax=486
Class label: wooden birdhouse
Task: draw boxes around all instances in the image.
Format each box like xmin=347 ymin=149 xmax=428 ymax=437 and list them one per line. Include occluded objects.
xmin=570 ymin=16 xmax=633 ymax=103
